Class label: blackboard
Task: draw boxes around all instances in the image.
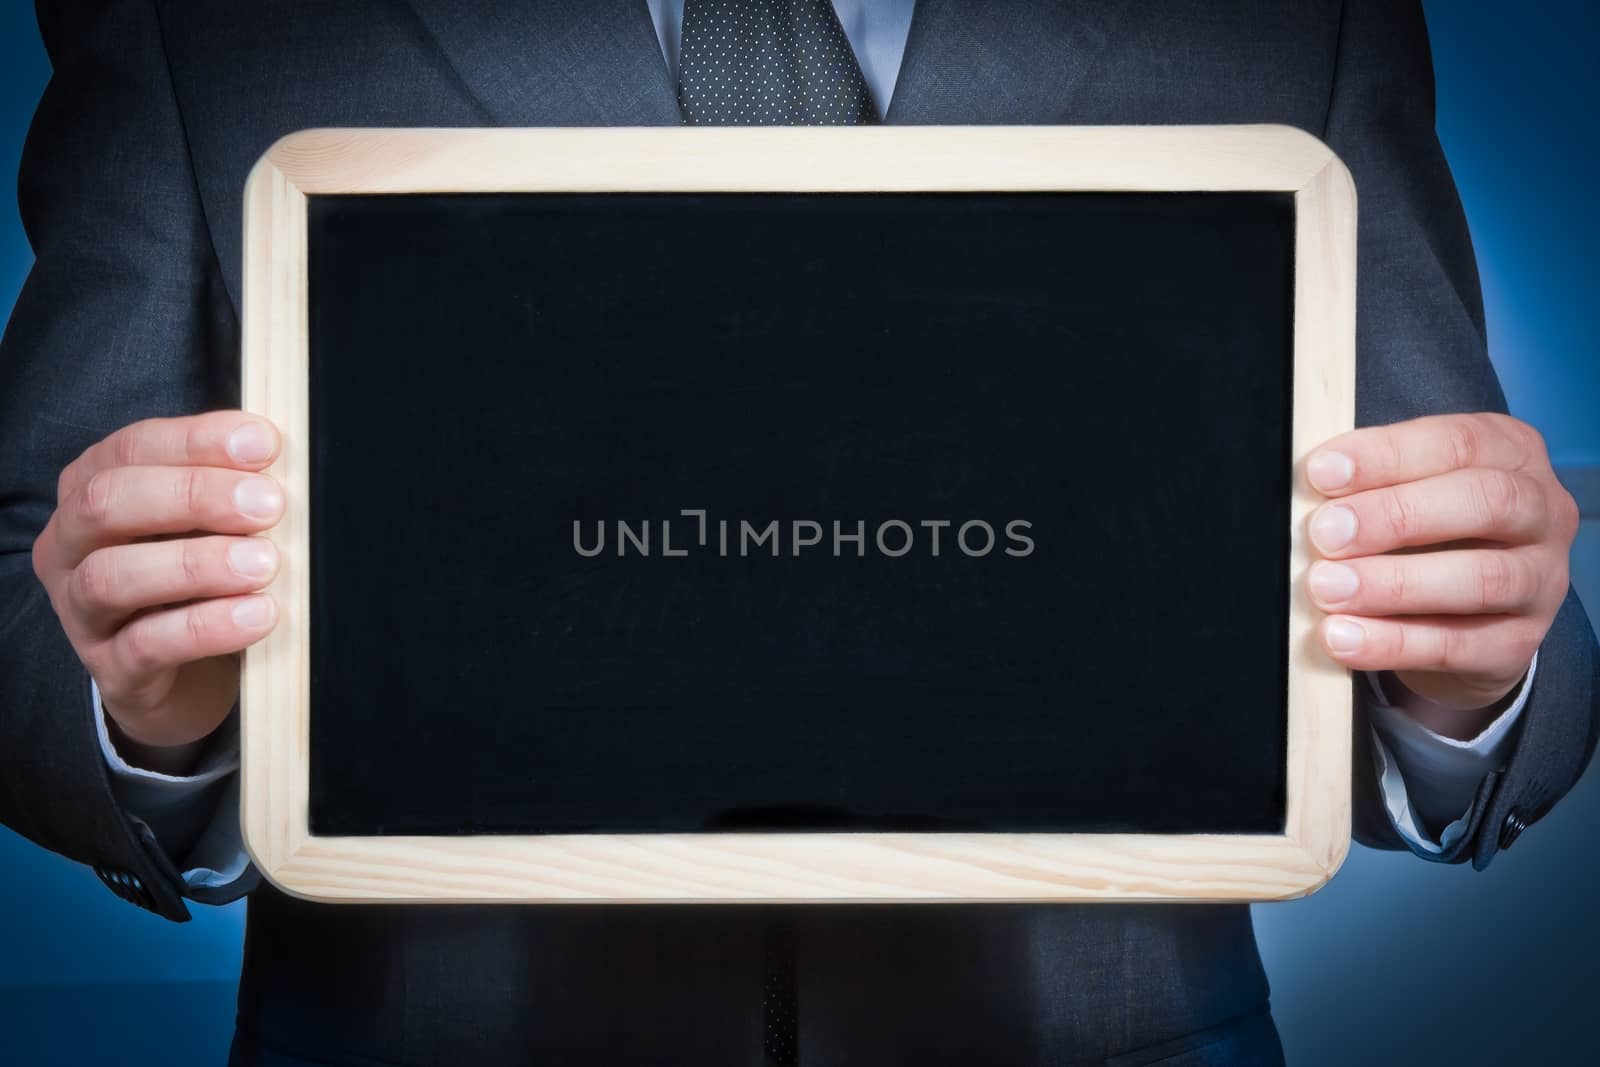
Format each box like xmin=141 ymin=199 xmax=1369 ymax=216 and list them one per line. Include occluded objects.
xmin=241 ymin=127 xmax=1355 ymax=903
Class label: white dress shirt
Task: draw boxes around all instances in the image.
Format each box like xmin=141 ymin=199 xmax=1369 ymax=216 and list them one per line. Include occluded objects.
xmin=96 ymin=0 xmax=1537 ymax=887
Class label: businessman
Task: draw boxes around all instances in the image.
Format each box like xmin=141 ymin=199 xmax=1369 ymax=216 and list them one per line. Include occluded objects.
xmin=4 ymin=1 xmax=1597 ymax=1064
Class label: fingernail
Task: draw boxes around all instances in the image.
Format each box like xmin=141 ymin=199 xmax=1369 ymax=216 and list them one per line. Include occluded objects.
xmin=234 ymin=477 xmax=284 ymax=520
xmin=1310 ymin=504 xmax=1357 ymax=552
xmin=1323 ymin=617 xmax=1365 ymax=654
xmin=231 ymin=596 xmax=274 ymax=629
xmin=227 ymin=421 xmax=276 ymax=464
xmin=1307 ymin=450 xmax=1354 ymax=492
xmin=1309 ymin=561 xmax=1360 ymax=604
xmin=228 ymin=539 xmax=277 ymax=579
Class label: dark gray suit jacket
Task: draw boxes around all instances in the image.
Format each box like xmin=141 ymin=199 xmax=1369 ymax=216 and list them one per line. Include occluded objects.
xmin=2 ymin=1 xmax=1596 ymax=1064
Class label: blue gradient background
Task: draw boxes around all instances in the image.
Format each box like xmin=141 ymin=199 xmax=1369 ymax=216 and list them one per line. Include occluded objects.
xmin=1 ymin=3 xmax=1596 ymax=1064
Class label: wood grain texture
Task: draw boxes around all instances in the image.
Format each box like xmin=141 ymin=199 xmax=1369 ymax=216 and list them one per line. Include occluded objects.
xmin=1285 ymin=157 xmax=1359 ymax=879
xmin=240 ymin=156 xmax=310 ymax=879
xmin=240 ymin=126 xmax=1355 ymax=904
xmin=262 ymin=125 xmax=1336 ymax=194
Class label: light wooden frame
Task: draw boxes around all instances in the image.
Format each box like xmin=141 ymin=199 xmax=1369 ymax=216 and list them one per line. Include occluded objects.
xmin=241 ymin=126 xmax=1355 ymax=904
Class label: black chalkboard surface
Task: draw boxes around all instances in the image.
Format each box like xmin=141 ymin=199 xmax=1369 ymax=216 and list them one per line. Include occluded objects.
xmin=241 ymin=126 xmax=1355 ymax=903
xmin=305 ymin=190 xmax=1293 ymax=837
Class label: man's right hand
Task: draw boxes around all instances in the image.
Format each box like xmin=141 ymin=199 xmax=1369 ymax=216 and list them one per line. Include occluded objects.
xmin=31 ymin=411 xmax=284 ymax=774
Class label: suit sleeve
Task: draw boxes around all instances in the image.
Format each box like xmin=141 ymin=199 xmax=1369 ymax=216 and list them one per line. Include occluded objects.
xmin=0 ymin=0 xmax=248 ymax=921
xmin=1324 ymin=0 xmax=1600 ymax=867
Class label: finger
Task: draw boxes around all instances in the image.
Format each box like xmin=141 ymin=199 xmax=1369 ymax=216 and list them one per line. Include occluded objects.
xmin=1307 ymin=547 xmax=1545 ymax=617
xmin=104 ymin=594 xmax=278 ymax=683
xmin=68 ymin=536 xmax=280 ymax=633
xmin=1305 ymin=413 xmax=1546 ymax=496
xmin=1318 ymin=612 xmax=1542 ymax=682
xmin=1308 ymin=467 xmax=1547 ymax=559
xmin=55 ymin=465 xmax=285 ymax=564
xmin=58 ymin=412 xmax=280 ymax=501
xmin=97 ymin=654 xmax=241 ymax=749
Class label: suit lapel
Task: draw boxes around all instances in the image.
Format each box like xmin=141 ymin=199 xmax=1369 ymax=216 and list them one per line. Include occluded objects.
xmin=403 ymin=0 xmax=1133 ymax=128
xmin=887 ymin=0 xmax=1134 ymax=124
xmin=405 ymin=0 xmax=681 ymax=126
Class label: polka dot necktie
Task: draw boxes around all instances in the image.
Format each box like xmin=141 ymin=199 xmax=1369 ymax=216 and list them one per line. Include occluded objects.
xmin=678 ymin=0 xmax=878 ymax=126
xmin=679 ymin=7 xmax=874 ymax=1062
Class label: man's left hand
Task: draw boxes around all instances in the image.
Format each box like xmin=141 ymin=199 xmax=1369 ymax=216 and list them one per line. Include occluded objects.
xmin=1304 ymin=413 xmax=1579 ymax=739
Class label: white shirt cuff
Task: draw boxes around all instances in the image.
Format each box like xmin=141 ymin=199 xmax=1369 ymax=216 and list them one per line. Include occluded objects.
xmin=1367 ymin=651 xmax=1537 ymax=854
xmin=92 ymin=679 xmax=250 ymax=890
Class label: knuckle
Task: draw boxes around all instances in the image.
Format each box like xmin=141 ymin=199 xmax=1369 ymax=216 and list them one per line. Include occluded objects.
xmin=117 ymin=624 xmax=162 ymax=677
xmin=179 ymin=539 xmax=208 ymax=590
xmin=181 ymin=467 xmax=208 ymax=518
xmin=1549 ymin=550 xmax=1572 ymax=591
xmin=1380 ymin=488 xmax=1419 ymax=542
xmin=77 ymin=645 xmax=112 ymax=686
xmin=1436 ymin=626 xmax=1465 ymax=672
xmin=1476 ymin=553 xmax=1517 ymax=611
xmin=1476 ymin=469 xmax=1521 ymax=525
xmin=184 ymin=606 xmax=212 ymax=650
xmin=1447 ymin=418 xmax=1481 ymax=470
xmin=1387 ymin=620 xmax=1407 ymax=663
xmin=1491 ymin=621 xmax=1542 ymax=672
xmin=184 ymin=420 xmax=207 ymax=465
xmin=1552 ymin=485 xmax=1581 ymax=540
xmin=1523 ymin=475 xmax=1550 ymax=532
xmin=30 ymin=524 xmax=56 ymax=583
xmin=1513 ymin=621 xmax=1545 ymax=664
xmin=1499 ymin=414 xmax=1547 ymax=463
xmin=76 ymin=470 xmax=115 ymax=527
xmin=1377 ymin=559 xmax=1409 ymax=607
xmin=56 ymin=461 xmax=81 ymax=505
xmin=73 ymin=552 xmax=117 ymax=612
xmin=110 ymin=425 xmax=142 ymax=469
xmin=1376 ymin=428 xmax=1405 ymax=479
